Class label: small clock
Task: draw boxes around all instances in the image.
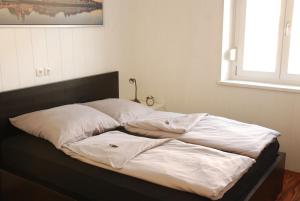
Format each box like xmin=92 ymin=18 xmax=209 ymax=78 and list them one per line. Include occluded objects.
xmin=146 ymin=96 xmax=155 ymax=106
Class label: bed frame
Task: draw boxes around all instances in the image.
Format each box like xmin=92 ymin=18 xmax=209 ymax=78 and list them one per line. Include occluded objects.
xmin=0 ymin=71 xmax=285 ymax=201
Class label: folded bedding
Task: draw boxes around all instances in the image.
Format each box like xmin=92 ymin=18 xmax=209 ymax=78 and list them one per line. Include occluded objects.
xmin=63 ymin=131 xmax=171 ymax=169
xmin=126 ymin=113 xmax=207 ymax=134
xmin=62 ymin=131 xmax=255 ymax=200
xmin=125 ymin=111 xmax=280 ymax=159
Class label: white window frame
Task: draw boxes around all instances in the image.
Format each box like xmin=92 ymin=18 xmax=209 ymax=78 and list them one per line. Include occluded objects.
xmin=228 ymin=0 xmax=300 ymax=86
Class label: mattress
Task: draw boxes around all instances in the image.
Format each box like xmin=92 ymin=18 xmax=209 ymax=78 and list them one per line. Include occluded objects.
xmin=0 ymin=130 xmax=279 ymax=201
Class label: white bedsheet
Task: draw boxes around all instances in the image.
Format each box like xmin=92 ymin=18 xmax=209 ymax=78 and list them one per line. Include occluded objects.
xmin=62 ymin=131 xmax=255 ymax=200
xmin=125 ymin=111 xmax=280 ymax=159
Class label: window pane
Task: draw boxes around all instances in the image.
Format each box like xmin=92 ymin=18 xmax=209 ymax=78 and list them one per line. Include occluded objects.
xmin=242 ymin=0 xmax=281 ymax=72
xmin=288 ymin=0 xmax=300 ymax=75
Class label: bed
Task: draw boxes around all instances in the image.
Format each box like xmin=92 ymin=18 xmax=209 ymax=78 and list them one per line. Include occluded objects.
xmin=0 ymin=71 xmax=285 ymax=201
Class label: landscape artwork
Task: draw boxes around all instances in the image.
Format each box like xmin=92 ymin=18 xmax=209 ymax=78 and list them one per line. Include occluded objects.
xmin=0 ymin=0 xmax=103 ymax=25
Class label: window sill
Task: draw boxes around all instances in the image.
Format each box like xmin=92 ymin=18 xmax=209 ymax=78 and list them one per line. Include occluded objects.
xmin=218 ymin=80 xmax=300 ymax=94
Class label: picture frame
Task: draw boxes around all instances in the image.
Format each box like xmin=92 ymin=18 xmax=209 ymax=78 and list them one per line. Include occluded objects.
xmin=0 ymin=0 xmax=103 ymax=26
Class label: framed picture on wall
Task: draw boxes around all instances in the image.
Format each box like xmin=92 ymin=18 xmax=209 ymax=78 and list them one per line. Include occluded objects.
xmin=0 ymin=0 xmax=103 ymax=26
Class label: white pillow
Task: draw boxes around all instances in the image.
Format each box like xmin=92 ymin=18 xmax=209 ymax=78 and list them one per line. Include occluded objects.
xmin=84 ymin=98 xmax=154 ymax=124
xmin=9 ymin=104 xmax=120 ymax=148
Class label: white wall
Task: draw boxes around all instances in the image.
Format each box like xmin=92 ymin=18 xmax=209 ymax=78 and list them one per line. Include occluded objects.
xmin=124 ymin=0 xmax=300 ymax=172
xmin=0 ymin=0 xmax=133 ymax=96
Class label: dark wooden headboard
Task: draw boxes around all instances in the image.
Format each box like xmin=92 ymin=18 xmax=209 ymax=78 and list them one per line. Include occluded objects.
xmin=0 ymin=71 xmax=119 ymax=140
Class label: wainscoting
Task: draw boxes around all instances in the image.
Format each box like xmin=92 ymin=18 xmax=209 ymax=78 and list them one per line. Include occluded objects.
xmin=0 ymin=0 xmax=131 ymax=98
xmin=0 ymin=28 xmax=110 ymax=92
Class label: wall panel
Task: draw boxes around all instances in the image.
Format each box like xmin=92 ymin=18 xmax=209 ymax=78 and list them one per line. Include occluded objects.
xmin=60 ymin=29 xmax=75 ymax=80
xmin=15 ymin=29 xmax=35 ymax=87
xmin=0 ymin=29 xmax=20 ymax=90
xmin=45 ymin=29 xmax=62 ymax=83
xmin=31 ymin=29 xmax=49 ymax=85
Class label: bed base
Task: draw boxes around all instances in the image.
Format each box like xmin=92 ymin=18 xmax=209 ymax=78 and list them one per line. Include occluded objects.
xmin=1 ymin=153 xmax=285 ymax=201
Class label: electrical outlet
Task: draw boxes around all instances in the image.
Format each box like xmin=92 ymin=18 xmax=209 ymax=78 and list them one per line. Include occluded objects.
xmin=44 ymin=68 xmax=51 ymax=76
xmin=35 ymin=68 xmax=44 ymax=77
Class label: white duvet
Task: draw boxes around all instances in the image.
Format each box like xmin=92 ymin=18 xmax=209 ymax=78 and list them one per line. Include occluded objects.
xmin=62 ymin=131 xmax=255 ymax=200
xmin=127 ymin=113 xmax=207 ymax=134
xmin=64 ymin=131 xmax=170 ymax=169
xmin=125 ymin=111 xmax=280 ymax=159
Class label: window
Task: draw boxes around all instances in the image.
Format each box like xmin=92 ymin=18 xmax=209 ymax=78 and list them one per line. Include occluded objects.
xmin=226 ymin=0 xmax=300 ymax=86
